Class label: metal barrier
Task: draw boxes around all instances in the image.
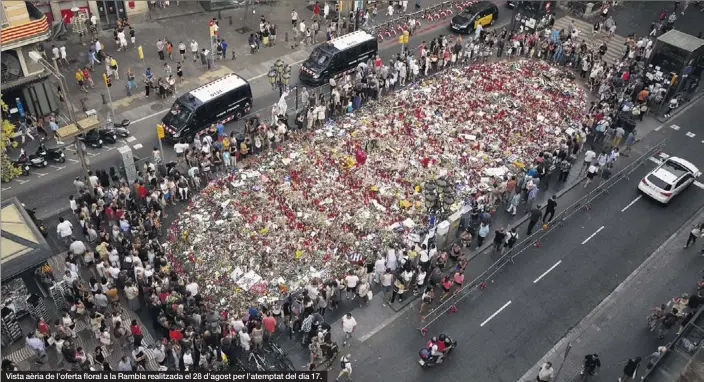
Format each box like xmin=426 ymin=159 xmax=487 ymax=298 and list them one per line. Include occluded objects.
xmin=642 ymin=307 xmax=704 ymax=381
xmin=417 ymin=139 xmax=668 ymax=334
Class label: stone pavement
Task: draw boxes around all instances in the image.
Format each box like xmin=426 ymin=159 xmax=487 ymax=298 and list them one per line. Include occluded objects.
xmin=518 ymin=205 xmax=704 ymax=382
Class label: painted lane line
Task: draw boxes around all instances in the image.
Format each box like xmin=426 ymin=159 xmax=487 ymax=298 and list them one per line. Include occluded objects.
xmin=13 ymin=179 xmax=29 ymax=185
xmin=133 ymin=144 xmax=144 ymax=150
xmin=670 ymin=124 xmax=681 ymax=130
xmin=67 ymin=158 xmax=80 ymax=163
xmin=686 ymin=132 xmax=696 ymax=138
xmin=648 ymin=156 xmax=662 ymax=165
xmin=658 ymin=152 xmax=670 ymax=159
xmin=654 ymin=125 xmax=663 ymax=132
xmin=2 ymin=187 xmax=11 ymax=191
xmin=33 ymin=172 xmax=48 ymax=177
xmin=480 ymin=300 xmax=512 ymax=327
xmin=64 ymin=146 xmax=76 ymax=152
xmin=582 ymin=226 xmax=605 ymax=245
xmin=125 ymin=136 xmax=136 ymax=143
xmin=104 ymin=146 xmax=115 ymax=151
xmin=49 ymin=165 xmax=66 ymax=170
xmin=533 ymin=261 xmax=562 ymax=284
xmin=694 ymin=181 xmax=704 ymax=190
xmin=86 ymin=152 xmax=99 ymax=157
xmin=621 ymin=195 xmax=642 ymax=212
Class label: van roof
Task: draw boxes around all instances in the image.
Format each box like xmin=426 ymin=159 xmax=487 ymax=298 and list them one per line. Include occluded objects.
xmin=189 ymin=73 xmax=249 ymax=104
xmin=329 ymin=30 xmax=375 ymax=51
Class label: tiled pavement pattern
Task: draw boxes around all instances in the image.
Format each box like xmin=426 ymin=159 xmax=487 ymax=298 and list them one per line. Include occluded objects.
xmin=552 ymin=16 xmax=628 ymax=67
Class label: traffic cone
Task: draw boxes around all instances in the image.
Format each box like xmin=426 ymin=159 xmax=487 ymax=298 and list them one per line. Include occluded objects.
xmin=448 ymin=305 xmax=457 ymax=314
xmin=533 ymin=240 xmax=542 ymax=248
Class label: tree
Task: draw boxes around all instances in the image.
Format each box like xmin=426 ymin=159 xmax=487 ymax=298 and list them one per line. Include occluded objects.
xmin=1 ymin=96 xmax=22 ymax=182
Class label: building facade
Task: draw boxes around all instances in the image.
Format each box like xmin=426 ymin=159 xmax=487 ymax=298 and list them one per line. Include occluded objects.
xmin=1 ymin=1 xmax=58 ymax=119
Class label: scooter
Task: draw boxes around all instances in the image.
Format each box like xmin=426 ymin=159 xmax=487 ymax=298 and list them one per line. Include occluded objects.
xmin=97 ymin=128 xmax=118 ymax=144
xmin=108 ymin=118 xmax=131 ymax=138
xmin=419 ymin=335 xmax=457 ymax=368
xmin=78 ymin=130 xmax=103 ymax=148
xmin=36 ymin=143 xmax=66 ymax=163
xmin=13 ymin=154 xmax=30 ymax=176
xmin=19 ymin=148 xmax=48 ymax=169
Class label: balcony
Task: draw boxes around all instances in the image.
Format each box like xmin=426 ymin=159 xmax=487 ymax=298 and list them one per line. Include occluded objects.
xmin=0 ymin=2 xmax=51 ymax=52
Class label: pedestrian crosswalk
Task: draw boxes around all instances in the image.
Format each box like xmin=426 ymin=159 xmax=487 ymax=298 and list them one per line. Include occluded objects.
xmin=552 ymin=16 xmax=628 ymax=66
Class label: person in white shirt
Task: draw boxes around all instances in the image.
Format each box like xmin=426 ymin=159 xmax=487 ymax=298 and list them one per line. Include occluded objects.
xmin=185 ymin=281 xmax=199 ymax=297
xmin=344 ymin=273 xmax=359 ymax=299
xmin=190 ymin=40 xmax=199 ymax=62
xmin=341 ymin=313 xmax=357 ymax=346
xmin=239 ymin=329 xmax=251 ymax=351
xmin=56 ymin=217 xmax=73 ymax=246
xmin=373 ymin=255 xmax=386 ymax=283
xmin=69 ymin=237 xmax=87 ymax=258
xmin=182 ymin=349 xmax=194 ymax=370
xmin=580 ymin=146 xmax=597 ymax=174
xmin=51 ymin=45 xmax=60 ymax=61
xmin=386 ymin=245 xmax=398 ymax=271
xmin=537 ymin=362 xmax=554 ymax=382
xmin=108 ymin=265 xmax=121 ymax=280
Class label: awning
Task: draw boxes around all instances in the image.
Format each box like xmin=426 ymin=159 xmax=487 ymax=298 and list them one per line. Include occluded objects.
xmin=0 ymin=72 xmax=52 ymax=93
xmin=1 ymin=197 xmax=54 ymax=282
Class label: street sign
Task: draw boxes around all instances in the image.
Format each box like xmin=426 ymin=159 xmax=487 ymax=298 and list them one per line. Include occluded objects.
xmin=156 ymin=123 xmax=165 ymax=139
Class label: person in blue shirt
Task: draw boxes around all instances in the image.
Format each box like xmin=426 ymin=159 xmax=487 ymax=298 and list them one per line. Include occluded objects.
xmin=216 ymin=122 xmax=225 ymax=138
xmin=220 ymin=39 xmax=228 ymax=59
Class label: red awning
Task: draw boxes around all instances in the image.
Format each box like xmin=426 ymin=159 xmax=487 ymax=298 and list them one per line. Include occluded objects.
xmin=0 ymin=16 xmax=50 ymax=45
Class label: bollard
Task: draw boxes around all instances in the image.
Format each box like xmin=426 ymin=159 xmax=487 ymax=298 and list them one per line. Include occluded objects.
xmin=229 ymin=15 xmax=233 ymax=25
xmin=231 ymin=50 xmax=236 ymax=60
xmin=80 ymin=98 xmax=88 ymax=112
xmin=285 ymin=31 xmax=289 ymax=43
xmin=125 ymin=83 xmax=131 ymax=97
xmin=101 ymin=93 xmax=107 ymax=105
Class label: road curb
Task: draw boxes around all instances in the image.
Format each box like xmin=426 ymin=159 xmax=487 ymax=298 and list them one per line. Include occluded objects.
xmin=653 ymin=91 xmax=704 ymax=124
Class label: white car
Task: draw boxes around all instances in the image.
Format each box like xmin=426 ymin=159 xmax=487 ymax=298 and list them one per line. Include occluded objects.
xmin=638 ymin=156 xmax=701 ymax=204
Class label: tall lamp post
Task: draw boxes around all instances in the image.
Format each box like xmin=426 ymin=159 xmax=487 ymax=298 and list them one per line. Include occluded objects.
xmin=29 ymin=51 xmax=95 ymax=197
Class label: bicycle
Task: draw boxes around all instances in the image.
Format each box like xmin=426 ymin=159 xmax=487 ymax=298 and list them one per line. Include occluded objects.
xmin=268 ymin=342 xmax=296 ymax=371
xmin=248 ymin=351 xmax=268 ymax=371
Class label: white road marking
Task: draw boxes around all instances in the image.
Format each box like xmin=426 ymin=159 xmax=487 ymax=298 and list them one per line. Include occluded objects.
xmin=133 ymin=144 xmax=144 ymax=150
xmin=67 ymin=158 xmax=80 ymax=163
xmin=49 ymin=165 xmax=66 ymax=170
xmin=670 ymin=124 xmax=681 ymax=130
xmin=654 ymin=125 xmax=663 ymax=131
xmin=86 ymin=152 xmax=99 ymax=157
xmin=694 ymin=181 xmax=704 ymax=190
xmin=33 ymin=172 xmax=48 ymax=177
xmin=13 ymin=179 xmax=29 ymax=185
xmin=64 ymin=146 xmax=76 ymax=152
xmin=480 ymin=300 xmax=512 ymax=327
xmin=104 ymin=146 xmax=115 ymax=151
xmin=686 ymin=132 xmax=696 ymax=138
xmin=621 ymin=195 xmax=642 ymax=212
xmin=533 ymin=261 xmax=562 ymax=284
xmin=582 ymin=226 xmax=605 ymax=245
xmin=125 ymin=136 xmax=137 ymax=142
xmin=658 ymin=152 xmax=670 ymax=159
xmin=649 ymin=157 xmax=662 ymax=165
xmin=2 ymin=187 xmax=11 ymax=191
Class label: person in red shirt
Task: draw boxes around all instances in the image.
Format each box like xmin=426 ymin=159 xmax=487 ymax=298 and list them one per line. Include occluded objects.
xmin=313 ymin=1 xmax=320 ymax=19
xmin=262 ymin=312 xmax=276 ymax=339
xmin=169 ymin=327 xmax=183 ymax=342
xmin=130 ymin=319 xmax=143 ymax=347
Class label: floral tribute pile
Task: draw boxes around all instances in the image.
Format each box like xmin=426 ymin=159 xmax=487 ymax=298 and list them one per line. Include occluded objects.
xmin=165 ymin=60 xmax=587 ymax=311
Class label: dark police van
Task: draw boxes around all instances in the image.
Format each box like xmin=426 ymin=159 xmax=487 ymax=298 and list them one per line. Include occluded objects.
xmin=450 ymin=1 xmax=499 ymax=34
xmin=160 ymin=73 xmax=252 ymax=143
xmin=299 ymin=30 xmax=378 ymax=86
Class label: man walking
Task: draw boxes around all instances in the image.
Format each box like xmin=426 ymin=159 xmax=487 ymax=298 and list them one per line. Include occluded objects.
xmin=26 ymin=333 xmax=47 ymax=364
xmin=620 ymin=357 xmax=641 ymax=381
xmin=543 ymin=195 xmax=557 ymax=224
xmin=580 ymin=146 xmax=597 ymax=174
xmin=527 ymin=205 xmax=542 ymax=235
xmin=536 ymin=361 xmax=554 ymax=382
xmin=684 ymin=223 xmax=702 ymax=249
xmin=157 ymin=39 xmax=165 ymax=60
xmin=341 ymin=313 xmax=357 ymax=346
xmin=336 ymin=354 xmax=352 ymax=381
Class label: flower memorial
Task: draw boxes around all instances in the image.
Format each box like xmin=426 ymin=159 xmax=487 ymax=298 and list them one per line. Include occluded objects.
xmin=166 ymin=60 xmax=588 ymax=311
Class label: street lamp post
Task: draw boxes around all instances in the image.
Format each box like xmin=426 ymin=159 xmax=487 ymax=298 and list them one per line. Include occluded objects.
xmin=29 ymin=51 xmax=95 ymax=197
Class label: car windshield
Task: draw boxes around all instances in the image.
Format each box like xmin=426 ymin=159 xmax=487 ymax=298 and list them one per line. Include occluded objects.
xmin=163 ymin=101 xmax=193 ymax=128
xmin=309 ymin=48 xmax=330 ymax=66
xmin=662 ymin=160 xmax=690 ymax=178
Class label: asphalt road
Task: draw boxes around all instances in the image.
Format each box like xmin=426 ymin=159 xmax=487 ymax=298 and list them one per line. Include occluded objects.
xmin=4 ymin=4 xmax=517 ymax=219
xmin=328 ymin=99 xmax=704 ymax=382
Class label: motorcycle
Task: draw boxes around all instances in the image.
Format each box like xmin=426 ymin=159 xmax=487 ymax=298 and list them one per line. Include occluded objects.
xmin=13 ymin=154 xmax=30 ymax=176
xmin=108 ymin=118 xmax=131 ymax=138
xmin=418 ymin=334 xmax=457 ymax=368
xmin=36 ymin=143 xmax=66 ymax=163
xmin=78 ymin=130 xmax=103 ymax=148
xmin=18 ymin=148 xmax=48 ymax=169
xmin=97 ymin=128 xmax=118 ymax=144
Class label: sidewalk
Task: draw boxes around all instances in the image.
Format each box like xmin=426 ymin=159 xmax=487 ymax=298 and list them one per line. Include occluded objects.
xmin=518 ymin=205 xmax=704 ymax=382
